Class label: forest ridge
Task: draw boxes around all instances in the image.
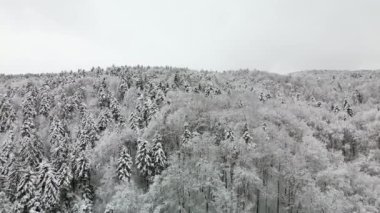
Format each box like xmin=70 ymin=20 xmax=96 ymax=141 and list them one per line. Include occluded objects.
xmin=0 ymin=66 xmax=379 ymax=213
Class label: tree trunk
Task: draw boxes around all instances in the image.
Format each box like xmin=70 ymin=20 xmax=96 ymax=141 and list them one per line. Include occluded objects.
xmin=277 ymin=164 xmax=281 ymax=213
xmin=256 ymin=189 xmax=260 ymax=213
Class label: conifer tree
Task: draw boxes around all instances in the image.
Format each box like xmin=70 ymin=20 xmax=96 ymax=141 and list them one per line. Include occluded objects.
xmin=22 ymin=92 xmax=37 ymax=119
xmin=155 ymin=88 xmax=165 ymax=106
xmin=173 ymin=72 xmax=181 ymax=88
xmin=20 ymin=118 xmax=43 ymax=168
xmin=109 ymin=97 xmax=125 ymax=124
xmin=152 ymin=134 xmax=167 ymax=175
xmin=49 ymin=116 xmax=69 ymax=146
xmin=0 ymin=98 xmax=16 ymax=132
xmin=118 ymin=78 xmax=129 ymax=100
xmin=181 ymin=124 xmax=192 ymax=145
xmin=129 ymin=112 xmax=139 ymax=131
xmin=74 ymin=152 xmax=91 ymax=186
xmin=136 ymin=139 xmax=153 ymax=177
xmin=98 ymin=86 xmax=111 ymax=108
xmin=37 ymin=161 xmax=60 ymax=211
xmin=0 ymin=129 xmax=15 ymax=164
xmin=57 ymin=161 xmax=72 ymax=189
xmin=39 ymin=91 xmax=51 ymax=117
xmin=77 ymin=113 xmax=98 ymax=151
xmin=16 ymin=170 xmax=37 ymax=212
xmin=242 ymin=123 xmax=252 ymax=144
xmin=117 ymin=146 xmax=132 ymax=182
xmin=131 ymin=95 xmax=158 ymax=130
xmin=97 ymin=109 xmax=112 ymax=132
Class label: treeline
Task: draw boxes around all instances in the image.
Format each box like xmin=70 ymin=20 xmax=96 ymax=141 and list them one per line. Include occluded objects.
xmin=0 ymin=66 xmax=379 ymax=213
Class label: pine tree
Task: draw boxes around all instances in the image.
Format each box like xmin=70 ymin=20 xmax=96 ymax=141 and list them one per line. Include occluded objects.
xmin=117 ymin=146 xmax=133 ymax=182
xmin=0 ymin=98 xmax=16 ymax=132
xmin=49 ymin=116 xmax=69 ymax=146
xmin=57 ymin=161 xmax=72 ymax=189
xmin=118 ymin=79 xmax=129 ymax=100
xmin=20 ymin=132 xmax=43 ymax=168
xmin=136 ymin=139 xmax=153 ymax=177
xmin=173 ymin=72 xmax=181 ymax=88
xmin=22 ymin=92 xmax=37 ymax=119
xmin=242 ymin=123 xmax=252 ymax=144
xmin=109 ymin=97 xmax=125 ymax=124
xmin=181 ymin=124 xmax=192 ymax=145
xmin=16 ymin=170 xmax=37 ymax=212
xmin=0 ymin=129 xmax=15 ymax=164
xmin=77 ymin=113 xmax=98 ymax=151
xmin=39 ymin=91 xmax=51 ymax=117
xmin=155 ymin=88 xmax=165 ymax=106
xmin=129 ymin=112 xmax=139 ymax=131
xmin=98 ymin=86 xmax=111 ymax=108
xmin=37 ymin=161 xmax=60 ymax=211
xmin=74 ymin=152 xmax=90 ymax=186
xmin=136 ymin=75 xmax=144 ymax=90
xmin=152 ymin=134 xmax=167 ymax=175
xmin=97 ymin=109 xmax=112 ymax=132
xmin=130 ymin=95 xmax=158 ymax=130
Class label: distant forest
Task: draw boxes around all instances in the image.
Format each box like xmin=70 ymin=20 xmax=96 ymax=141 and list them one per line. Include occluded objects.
xmin=0 ymin=66 xmax=379 ymax=213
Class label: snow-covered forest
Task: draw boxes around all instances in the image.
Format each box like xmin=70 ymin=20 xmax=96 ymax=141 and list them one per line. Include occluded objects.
xmin=0 ymin=66 xmax=379 ymax=213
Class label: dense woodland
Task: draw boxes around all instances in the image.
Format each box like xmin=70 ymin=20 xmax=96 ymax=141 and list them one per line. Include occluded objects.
xmin=0 ymin=66 xmax=379 ymax=213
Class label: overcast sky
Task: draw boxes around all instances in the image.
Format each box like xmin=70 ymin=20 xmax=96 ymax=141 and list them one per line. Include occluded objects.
xmin=0 ymin=0 xmax=379 ymax=74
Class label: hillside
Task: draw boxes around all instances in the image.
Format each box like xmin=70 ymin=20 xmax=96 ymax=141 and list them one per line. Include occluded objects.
xmin=0 ymin=66 xmax=379 ymax=213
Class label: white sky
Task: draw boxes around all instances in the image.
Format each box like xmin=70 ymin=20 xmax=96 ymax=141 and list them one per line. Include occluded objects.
xmin=0 ymin=0 xmax=379 ymax=74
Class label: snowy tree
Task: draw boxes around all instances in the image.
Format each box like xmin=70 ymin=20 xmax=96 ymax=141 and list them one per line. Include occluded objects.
xmin=242 ymin=123 xmax=252 ymax=144
xmin=140 ymin=96 xmax=157 ymax=127
xmin=20 ymin=132 xmax=43 ymax=168
xmin=109 ymin=97 xmax=125 ymax=124
xmin=129 ymin=112 xmax=140 ymax=131
xmin=97 ymin=109 xmax=112 ymax=132
xmin=173 ymin=72 xmax=181 ymax=88
xmin=57 ymin=161 xmax=72 ymax=189
xmin=15 ymin=170 xmax=37 ymax=212
xmin=117 ymin=146 xmax=132 ymax=182
xmin=22 ymin=92 xmax=37 ymax=119
xmin=154 ymin=88 xmax=165 ymax=106
xmin=152 ymin=134 xmax=167 ymax=175
xmin=98 ymin=86 xmax=111 ymax=108
xmin=130 ymin=95 xmax=158 ymax=130
xmin=39 ymin=91 xmax=52 ymax=117
xmin=37 ymin=161 xmax=60 ymax=211
xmin=74 ymin=152 xmax=91 ymax=185
xmin=118 ymin=78 xmax=129 ymax=100
xmin=0 ymin=97 xmax=16 ymax=132
xmin=135 ymin=139 xmax=153 ymax=177
xmin=77 ymin=113 xmax=98 ymax=151
xmin=181 ymin=124 xmax=192 ymax=145
xmin=0 ymin=129 xmax=15 ymax=164
xmin=49 ymin=116 xmax=69 ymax=146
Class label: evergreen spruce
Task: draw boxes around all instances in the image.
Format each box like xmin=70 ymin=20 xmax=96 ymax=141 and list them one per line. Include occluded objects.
xmin=152 ymin=134 xmax=167 ymax=175
xmin=39 ymin=91 xmax=51 ymax=117
xmin=117 ymin=146 xmax=133 ymax=182
xmin=181 ymin=124 xmax=192 ymax=145
xmin=0 ymin=98 xmax=16 ymax=132
xmin=135 ymin=139 xmax=153 ymax=177
xmin=37 ymin=161 xmax=60 ymax=211
xmin=242 ymin=123 xmax=252 ymax=144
